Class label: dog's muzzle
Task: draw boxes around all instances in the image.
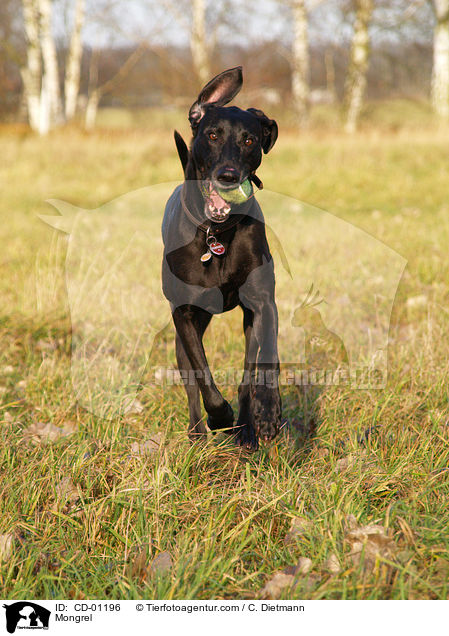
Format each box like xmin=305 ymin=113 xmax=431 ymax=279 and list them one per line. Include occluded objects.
xmin=202 ymin=179 xmax=254 ymax=222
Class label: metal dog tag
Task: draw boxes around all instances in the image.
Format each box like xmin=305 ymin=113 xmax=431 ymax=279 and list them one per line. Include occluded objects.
xmin=202 ymin=227 xmax=225 ymax=262
xmin=209 ymin=241 xmax=225 ymax=256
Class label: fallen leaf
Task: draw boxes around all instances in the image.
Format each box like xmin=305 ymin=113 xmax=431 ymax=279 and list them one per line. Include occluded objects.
xmin=130 ymin=547 xmax=150 ymax=581
xmin=433 ymin=557 xmax=449 ymax=576
xmin=284 ymin=517 xmax=312 ymax=546
xmin=335 ymin=456 xmax=352 ymax=472
xmin=324 ymin=553 xmax=341 ymax=574
xmin=130 ymin=433 xmax=162 ymax=457
xmin=23 ymin=420 xmax=76 ymax=444
xmin=345 ymin=516 xmax=396 ymax=573
xmin=261 ymin=558 xmax=315 ymax=599
xmin=0 ymin=534 xmax=14 ymax=562
xmin=124 ymin=398 xmax=144 ymax=415
xmin=260 ymin=572 xmax=296 ymax=599
xmin=291 ymin=557 xmax=313 ymax=575
xmin=68 ymin=587 xmax=86 ymax=600
xmin=33 ymin=551 xmax=62 ymax=574
xmin=335 ymin=451 xmax=380 ymax=474
xmin=148 ymin=551 xmax=172 ymax=577
xmin=52 ymin=477 xmax=80 ymax=511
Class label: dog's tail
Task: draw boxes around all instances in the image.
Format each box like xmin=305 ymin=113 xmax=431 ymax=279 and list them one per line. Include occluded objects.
xmin=174 ymin=130 xmax=189 ymax=176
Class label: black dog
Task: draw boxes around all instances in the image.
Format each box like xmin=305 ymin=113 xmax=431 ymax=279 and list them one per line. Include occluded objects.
xmin=162 ymin=66 xmax=281 ymax=450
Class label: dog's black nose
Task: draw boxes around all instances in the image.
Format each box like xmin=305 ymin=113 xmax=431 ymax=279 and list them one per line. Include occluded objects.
xmin=216 ymin=167 xmax=240 ymax=185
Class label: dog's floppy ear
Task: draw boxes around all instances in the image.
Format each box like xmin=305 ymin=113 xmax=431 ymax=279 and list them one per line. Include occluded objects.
xmin=174 ymin=130 xmax=189 ymax=175
xmin=189 ymin=66 xmax=243 ymax=128
xmin=247 ymin=108 xmax=278 ymax=154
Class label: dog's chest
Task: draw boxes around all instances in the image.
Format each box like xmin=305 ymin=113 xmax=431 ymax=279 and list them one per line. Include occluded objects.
xmin=164 ymin=224 xmax=269 ymax=312
xmin=168 ymin=233 xmax=255 ymax=283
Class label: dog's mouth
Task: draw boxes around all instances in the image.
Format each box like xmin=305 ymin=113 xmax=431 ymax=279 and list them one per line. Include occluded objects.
xmin=202 ymin=179 xmax=254 ymax=223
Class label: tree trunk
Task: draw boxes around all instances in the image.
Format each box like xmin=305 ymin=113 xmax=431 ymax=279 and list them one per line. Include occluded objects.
xmin=85 ymin=48 xmax=99 ymax=130
xmin=85 ymin=89 xmax=99 ymax=130
xmin=21 ymin=0 xmax=42 ymax=132
xmin=325 ymin=48 xmax=336 ymax=102
xmin=191 ymin=0 xmax=210 ymax=86
xmin=38 ymin=78 xmax=50 ymax=135
xmin=38 ymin=0 xmax=63 ymax=126
xmin=431 ymin=0 xmax=449 ymax=119
xmin=344 ymin=0 xmax=373 ymax=134
xmin=291 ymin=0 xmax=310 ymax=128
xmin=64 ymin=0 xmax=85 ymax=120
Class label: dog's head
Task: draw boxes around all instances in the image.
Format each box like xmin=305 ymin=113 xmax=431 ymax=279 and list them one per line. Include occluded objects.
xmin=189 ymin=66 xmax=277 ymax=185
xmin=175 ymin=67 xmax=277 ymax=220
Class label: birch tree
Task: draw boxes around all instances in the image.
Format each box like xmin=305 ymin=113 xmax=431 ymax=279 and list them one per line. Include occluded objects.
xmin=191 ymin=0 xmax=210 ymax=86
xmin=21 ymin=0 xmax=42 ymax=131
xmin=291 ymin=0 xmax=310 ymax=126
xmin=155 ymin=0 xmax=232 ymax=88
xmin=21 ymin=0 xmax=85 ymax=133
xmin=39 ymin=0 xmax=63 ymax=126
xmin=65 ymin=0 xmax=85 ymax=120
xmin=431 ymin=0 xmax=449 ymax=118
xmin=344 ymin=0 xmax=374 ymax=133
xmin=190 ymin=0 xmax=231 ymax=87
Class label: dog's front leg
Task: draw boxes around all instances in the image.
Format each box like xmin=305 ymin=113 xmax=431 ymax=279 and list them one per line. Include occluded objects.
xmin=251 ymin=301 xmax=282 ymax=441
xmin=172 ymin=305 xmax=234 ymax=433
xmin=175 ymin=333 xmax=207 ymax=441
xmin=239 ymin=261 xmax=282 ymax=442
xmin=236 ymin=305 xmax=258 ymax=451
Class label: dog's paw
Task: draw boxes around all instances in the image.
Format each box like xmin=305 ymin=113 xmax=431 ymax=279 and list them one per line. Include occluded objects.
xmin=234 ymin=422 xmax=259 ymax=452
xmin=252 ymin=387 xmax=281 ymax=442
xmin=207 ymin=400 xmax=234 ymax=432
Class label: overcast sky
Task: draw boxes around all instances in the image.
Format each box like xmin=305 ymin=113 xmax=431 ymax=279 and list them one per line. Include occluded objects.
xmin=54 ymin=0 xmax=433 ymax=50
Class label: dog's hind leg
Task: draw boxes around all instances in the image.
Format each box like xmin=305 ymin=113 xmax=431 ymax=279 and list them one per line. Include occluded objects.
xmin=176 ymin=333 xmax=207 ymax=441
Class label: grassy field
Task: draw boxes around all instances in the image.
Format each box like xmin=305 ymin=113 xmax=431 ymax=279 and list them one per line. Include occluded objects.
xmin=1 ymin=103 xmax=449 ymax=600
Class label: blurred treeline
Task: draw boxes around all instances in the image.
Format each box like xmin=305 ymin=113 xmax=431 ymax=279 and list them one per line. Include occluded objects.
xmin=0 ymin=0 xmax=445 ymax=132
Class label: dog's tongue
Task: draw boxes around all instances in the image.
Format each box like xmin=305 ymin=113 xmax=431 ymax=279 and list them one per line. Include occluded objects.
xmin=205 ymin=184 xmax=231 ymax=222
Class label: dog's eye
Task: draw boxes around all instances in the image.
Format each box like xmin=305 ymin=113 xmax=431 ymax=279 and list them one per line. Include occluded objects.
xmin=208 ymin=132 xmax=217 ymax=141
xmin=244 ymin=137 xmax=253 ymax=146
